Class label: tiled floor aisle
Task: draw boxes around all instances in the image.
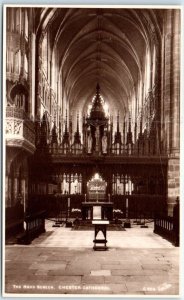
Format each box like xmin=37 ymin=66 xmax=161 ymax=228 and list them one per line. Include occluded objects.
xmin=4 ymin=221 xmax=179 ymax=296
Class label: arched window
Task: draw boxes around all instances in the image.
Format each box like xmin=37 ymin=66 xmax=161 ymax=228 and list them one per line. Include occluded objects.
xmin=15 ymin=8 xmax=21 ymax=33
xmin=145 ymin=49 xmax=151 ymax=93
xmin=24 ymin=9 xmax=28 ymax=40
xmin=10 ymin=84 xmax=29 ymax=113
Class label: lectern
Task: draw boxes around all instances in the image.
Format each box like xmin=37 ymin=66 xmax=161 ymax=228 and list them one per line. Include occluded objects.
xmin=92 ymin=220 xmax=109 ymax=250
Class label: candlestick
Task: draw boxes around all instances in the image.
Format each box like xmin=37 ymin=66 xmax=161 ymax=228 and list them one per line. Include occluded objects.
xmin=126 ymin=198 xmax=128 ymax=218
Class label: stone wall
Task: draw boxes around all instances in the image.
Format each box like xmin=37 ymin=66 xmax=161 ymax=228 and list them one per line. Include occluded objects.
xmin=167 ymin=158 xmax=180 ymax=216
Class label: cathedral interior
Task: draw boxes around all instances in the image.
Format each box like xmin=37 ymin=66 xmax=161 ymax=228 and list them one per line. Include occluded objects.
xmin=5 ymin=6 xmax=180 ymax=236
xmin=3 ymin=6 xmax=181 ymax=296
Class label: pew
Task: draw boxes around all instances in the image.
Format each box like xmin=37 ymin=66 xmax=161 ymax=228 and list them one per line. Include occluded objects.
xmin=154 ymin=216 xmax=179 ymax=246
xmin=17 ymin=210 xmax=46 ymax=245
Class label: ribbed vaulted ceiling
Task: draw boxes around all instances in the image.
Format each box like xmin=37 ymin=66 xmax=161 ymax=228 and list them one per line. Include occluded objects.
xmin=35 ymin=7 xmax=163 ymax=116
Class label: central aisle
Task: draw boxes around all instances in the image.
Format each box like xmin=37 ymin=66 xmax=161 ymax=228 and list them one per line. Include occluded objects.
xmin=30 ymin=220 xmax=174 ymax=249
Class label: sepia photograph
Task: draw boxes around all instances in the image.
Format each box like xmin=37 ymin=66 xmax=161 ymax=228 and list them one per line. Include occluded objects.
xmin=3 ymin=5 xmax=181 ymax=296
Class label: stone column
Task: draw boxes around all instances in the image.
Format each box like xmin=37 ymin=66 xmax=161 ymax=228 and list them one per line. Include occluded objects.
xmin=20 ymin=9 xmax=25 ymax=78
xmin=36 ymin=35 xmax=43 ymax=118
xmin=167 ymin=10 xmax=180 ymax=215
xmin=171 ymin=9 xmax=180 ymax=154
xmin=167 ymin=158 xmax=180 ymax=216
xmin=29 ymin=32 xmax=36 ymax=119
xmin=164 ymin=10 xmax=172 ymax=153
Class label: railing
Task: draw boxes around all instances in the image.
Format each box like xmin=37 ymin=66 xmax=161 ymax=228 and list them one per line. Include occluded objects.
xmin=6 ymin=106 xmax=35 ymax=153
xmin=47 ymin=144 xmax=167 ymax=157
xmin=17 ymin=210 xmax=46 ymax=245
xmin=154 ymin=216 xmax=179 ymax=246
xmin=6 ymin=106 xmax=27 ymax=119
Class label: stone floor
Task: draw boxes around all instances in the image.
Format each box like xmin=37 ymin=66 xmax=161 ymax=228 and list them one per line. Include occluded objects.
xmin=4 ymin=220 xmax=180 ymax=296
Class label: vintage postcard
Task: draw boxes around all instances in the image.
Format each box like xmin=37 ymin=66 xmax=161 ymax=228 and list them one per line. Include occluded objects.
xmin=3 ymin=4 xmax=181 ymax=297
